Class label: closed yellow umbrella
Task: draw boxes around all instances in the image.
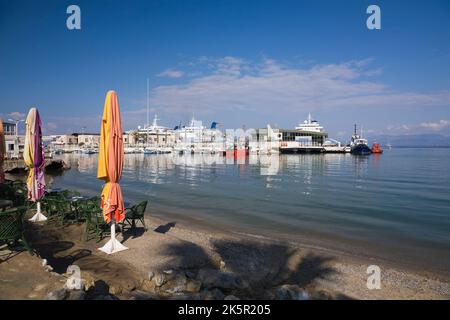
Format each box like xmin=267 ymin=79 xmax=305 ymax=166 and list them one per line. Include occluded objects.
xmin=97 ymin=91 xmax=128 ymax=254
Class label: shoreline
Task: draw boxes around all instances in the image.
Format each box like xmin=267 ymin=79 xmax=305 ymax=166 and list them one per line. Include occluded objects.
xmin=4 ymin=167 xmax=449 ymax=299
xmin=1 ymin=209 xmax=450 ymax=299
xmin=147 ymin=208 xmax=450 ymax=282
xmin=114 ymin=213 xmax=450 ymax=299
xmin=46 ymin=150 xmax=450 ymax=281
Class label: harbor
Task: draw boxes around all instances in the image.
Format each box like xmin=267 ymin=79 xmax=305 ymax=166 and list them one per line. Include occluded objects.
xmin=27 ymin=113 xmax=382 ymax=159
xmin=1 ymin=0 xmax=449 ymax=304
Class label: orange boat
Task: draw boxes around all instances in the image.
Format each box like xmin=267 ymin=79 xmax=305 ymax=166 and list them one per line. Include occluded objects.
xmin=371 ymin=143 xmax=383 ymax=154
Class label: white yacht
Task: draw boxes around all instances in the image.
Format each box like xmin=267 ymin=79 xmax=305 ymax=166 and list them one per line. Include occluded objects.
xmin=138 ymin=114 xmax=171 ymax=135
xmin=295 ymin=113 xmax=325 ymax=133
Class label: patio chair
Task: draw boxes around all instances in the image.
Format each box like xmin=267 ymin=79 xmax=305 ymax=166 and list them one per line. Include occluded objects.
xmin=0 ymin=206 xmax=32 ymax=254
xmin=42 ymin=196 xmax=62 ymax=219
xmin=0 ymin=182 xmax=28 ymax=207
xmin=84 ymin=197 xmax=112 ymax=242
xmin=52 ymin=198 xmax=77 ymax=226
xmin=121 ymin=200 xmax=148 ymax=233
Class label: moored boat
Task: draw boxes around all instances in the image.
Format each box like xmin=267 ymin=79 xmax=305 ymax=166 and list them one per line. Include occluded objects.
xmin=350 ymin=125 xmax=371 ymax=155
xmin=371 ymin=143 xmax=383 ymax=154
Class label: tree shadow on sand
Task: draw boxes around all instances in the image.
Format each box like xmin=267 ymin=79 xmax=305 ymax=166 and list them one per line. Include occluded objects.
xmin=24 ymin=223 xmax=92 ymax=274
xmin=156 ymin=238 xmax=348 ymax=299
xmin=31 ymin=239 xmax=92 ymax=274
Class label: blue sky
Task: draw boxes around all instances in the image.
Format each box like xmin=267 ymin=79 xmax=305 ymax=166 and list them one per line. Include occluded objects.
xmin=0 ymin=0 xmax=449 ymax=138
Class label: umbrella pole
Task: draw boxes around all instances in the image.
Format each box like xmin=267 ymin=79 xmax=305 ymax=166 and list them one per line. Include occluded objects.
xmin=99 ymin=220 xmax=128 ymax=254
xmin=29 ymin=201 xmax=48 ymax=222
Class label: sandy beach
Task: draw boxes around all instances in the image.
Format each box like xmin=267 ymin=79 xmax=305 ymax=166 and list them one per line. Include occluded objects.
xmin=1 ymin=209 xmax=449 ymax=300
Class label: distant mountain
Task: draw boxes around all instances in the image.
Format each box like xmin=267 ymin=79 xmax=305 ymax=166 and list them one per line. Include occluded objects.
xmin=366 ymin=134 xmax=450 ymax=147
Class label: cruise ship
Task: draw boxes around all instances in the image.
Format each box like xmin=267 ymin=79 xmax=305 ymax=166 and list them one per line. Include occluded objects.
xmin=174 ymin=116 xmax=225 ymax=154
xmin=295 ymin=113 xmax=325 ymax=133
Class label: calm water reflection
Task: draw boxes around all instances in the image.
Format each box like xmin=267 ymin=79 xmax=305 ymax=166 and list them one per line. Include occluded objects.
xmin=52 ymin=149 xmax=450 ymax=271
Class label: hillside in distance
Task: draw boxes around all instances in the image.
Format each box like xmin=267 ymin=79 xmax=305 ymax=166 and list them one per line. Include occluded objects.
xmin=366 ymin=134 xmax=450 ymax=147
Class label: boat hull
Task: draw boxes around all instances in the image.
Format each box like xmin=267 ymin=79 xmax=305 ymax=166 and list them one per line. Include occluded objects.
xmin=350 ymin=144 xmax=372 ymax=155
xmin=280 ymin=147 xmax=323 ymax=154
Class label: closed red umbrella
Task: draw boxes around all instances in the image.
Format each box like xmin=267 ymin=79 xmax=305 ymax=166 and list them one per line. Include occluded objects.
xmin=97 ymin=91 xmax=128 ymax=254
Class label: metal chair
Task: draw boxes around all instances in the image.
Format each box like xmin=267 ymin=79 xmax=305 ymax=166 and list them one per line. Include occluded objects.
xmin=0 ymin=206 xmax=32 ymax=254
xmin=84 ymin=197 xmax=112 ymax=242
xmin=121 ymin=201 xmax=148 ymax=233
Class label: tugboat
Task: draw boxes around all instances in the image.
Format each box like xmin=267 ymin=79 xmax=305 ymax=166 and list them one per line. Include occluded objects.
xmin=350 ymin=124 xmax=371 ymax=155
xmin=371 ymin=142 xmax=383 ymax=154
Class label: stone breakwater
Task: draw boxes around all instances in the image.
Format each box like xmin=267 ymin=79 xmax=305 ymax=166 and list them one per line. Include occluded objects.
xmin=3 ymin=159 xmax=70 ymax=173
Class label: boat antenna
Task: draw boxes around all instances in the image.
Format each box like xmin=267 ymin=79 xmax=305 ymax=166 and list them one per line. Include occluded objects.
xmin=354 ymin=124 xmax=357 ymax=136
xmin=146 ymin=78 xmax=150 ymax=128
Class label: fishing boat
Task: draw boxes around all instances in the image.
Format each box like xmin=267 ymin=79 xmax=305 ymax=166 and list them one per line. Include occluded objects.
xmin=81 ymin=148 xmax=97 ymax=155
xmin=143 ymin=147 xmax=157 ymax=155
xmin=350 ymin=124 xmax=371 ymax=155
xmin=371 ymin=143 xmax=383 ymax=154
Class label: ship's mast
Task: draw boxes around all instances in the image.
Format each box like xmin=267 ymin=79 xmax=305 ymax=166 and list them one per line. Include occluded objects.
xmin=146 ymin=78 xmax=149 ymax=147
xmin=146 ymin=78 xmax=149 ymax=128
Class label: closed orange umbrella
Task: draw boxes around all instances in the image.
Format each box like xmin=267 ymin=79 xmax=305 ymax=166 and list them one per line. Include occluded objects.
xmin=0 ymin=119 xmax=5 ymax=183
xmin=97 ymin=91 xmax=128 ymax=254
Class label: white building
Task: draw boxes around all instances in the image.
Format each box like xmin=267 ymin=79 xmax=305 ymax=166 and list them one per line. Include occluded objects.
xmin=2 ymin=121 xmax=25 ymax=159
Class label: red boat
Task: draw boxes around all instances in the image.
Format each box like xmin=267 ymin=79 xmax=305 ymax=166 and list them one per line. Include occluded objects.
xmin=371 ymin=143 xmax=383 ymax=154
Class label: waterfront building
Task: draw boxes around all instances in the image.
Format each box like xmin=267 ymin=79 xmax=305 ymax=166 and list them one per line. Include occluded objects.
xmin=50 ymin=134 xmax=79 ymax=152
xmin=248 ymin=125 xmax=282 ymax=154
xmin=2 ymin=120 xmax=24 ymax=159
xmin=73 ymin=133 xmax=100 ymax=148
xmin=123 ymin=132 xmax=137 ymax=146
xmin=279 ymin=113 xmax=328 ymax=153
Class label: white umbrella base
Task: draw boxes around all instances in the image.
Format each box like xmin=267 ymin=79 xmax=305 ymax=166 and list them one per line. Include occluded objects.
xmin=98 ymin=238 xmax=128 ymax=254
xmin=29 ymin=203 xmax=47 ymax=222
xmin=29 ymin=212 xmax=48 ymax=222
xmin=98 ymin=224 xmax=128 ymax=254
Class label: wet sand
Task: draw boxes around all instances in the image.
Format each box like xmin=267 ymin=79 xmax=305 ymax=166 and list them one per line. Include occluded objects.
xmin=1 ymin=211 xmax=450 ymax=300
